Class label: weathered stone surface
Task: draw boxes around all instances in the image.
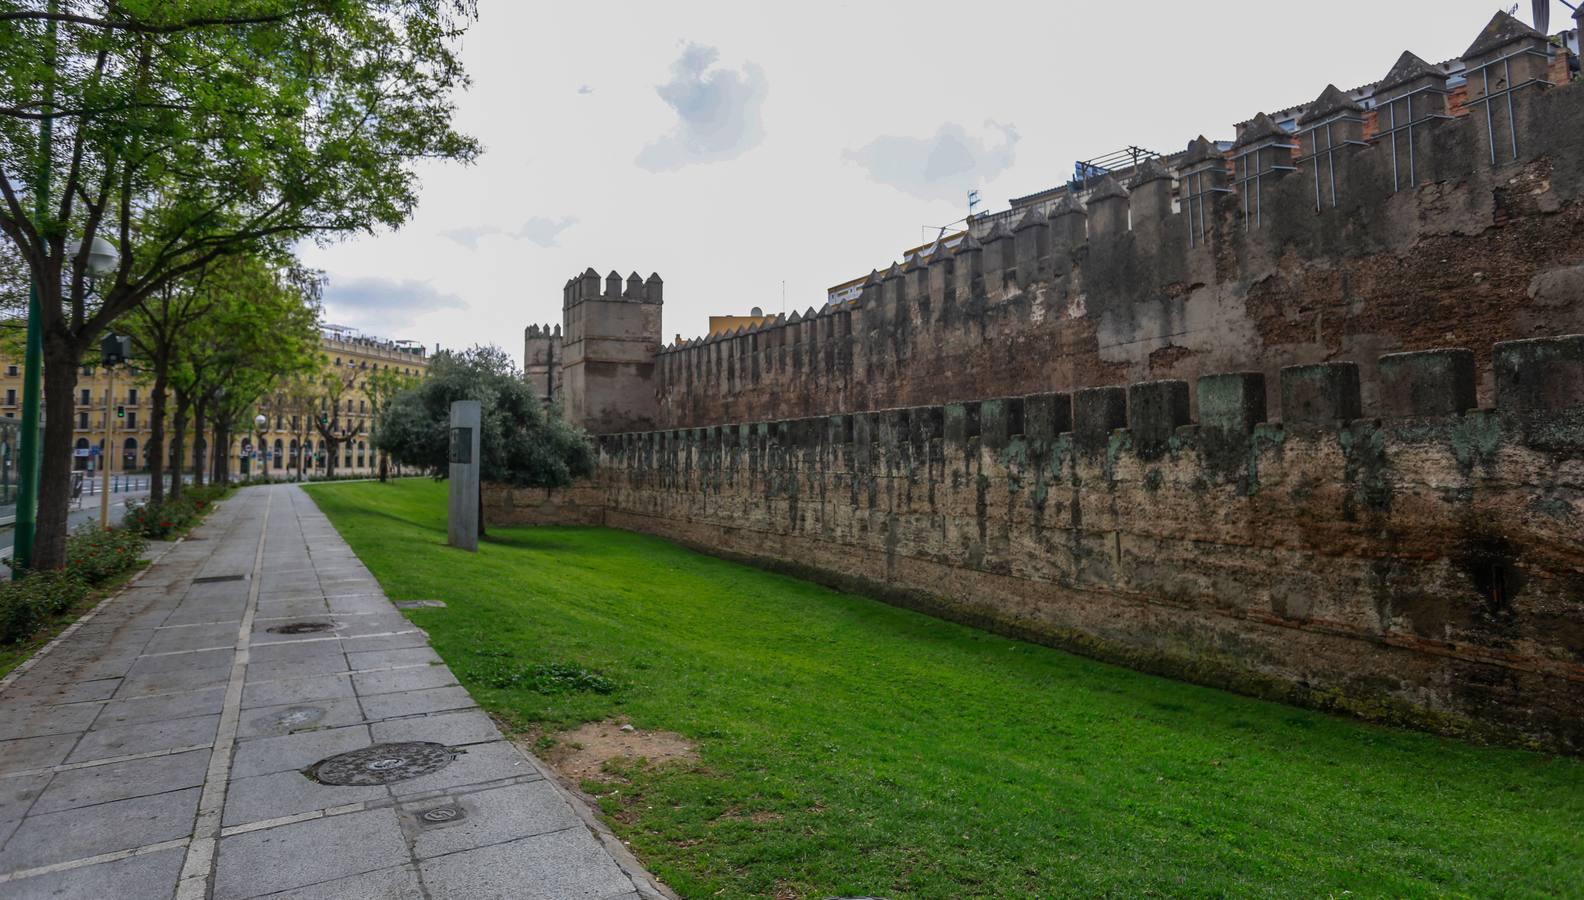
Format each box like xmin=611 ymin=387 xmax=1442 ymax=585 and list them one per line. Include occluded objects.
xmin=509 ymin=337 xmax=1584 ymax=755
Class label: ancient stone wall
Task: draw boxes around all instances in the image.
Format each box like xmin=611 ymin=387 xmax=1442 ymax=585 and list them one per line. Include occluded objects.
xmin=652 ymin=29 xmax=1584 ymax=432
xmin=575 ymin=335 xmax=1584 ymax=752
xmin=513 ymin=13 xmax=1584 ymax=753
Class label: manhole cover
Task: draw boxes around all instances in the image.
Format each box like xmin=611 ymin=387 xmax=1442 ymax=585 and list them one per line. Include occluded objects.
xmin=267 ymin=621 xmax=335 ymax=635
xmin=394 ymin=600 xmax=447 ymax=609
xmin=417 ymin=804 xmax=466 ymax=826
xmin=308 ymin=742 xmax=456 ymax=786
xmin=193 ymin=574 xmax=246 ymax=584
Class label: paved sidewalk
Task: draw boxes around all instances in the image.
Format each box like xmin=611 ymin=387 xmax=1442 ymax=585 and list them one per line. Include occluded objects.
xmin=0 ymin=484 xmax=665 ymax=899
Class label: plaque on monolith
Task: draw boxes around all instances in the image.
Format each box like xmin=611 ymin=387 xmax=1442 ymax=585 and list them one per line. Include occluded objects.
xmin=448 ymin=399 xmax=481 ymax=551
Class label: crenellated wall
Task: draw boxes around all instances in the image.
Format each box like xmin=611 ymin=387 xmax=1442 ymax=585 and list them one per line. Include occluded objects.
xmin=517 ymin=12 xmax=1584 ymax=753
xmin=567 ymin=335 xmax=1584 ymax=753
xmin=643 ymin=16 xmax=1584 ymax=433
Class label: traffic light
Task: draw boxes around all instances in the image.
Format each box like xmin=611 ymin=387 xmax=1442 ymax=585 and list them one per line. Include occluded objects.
xmin=115 ymin=405 xmax=125 ymax=419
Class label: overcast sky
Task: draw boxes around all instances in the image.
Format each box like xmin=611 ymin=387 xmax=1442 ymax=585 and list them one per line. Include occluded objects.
xmin=302 ymin=0 xmax=1550 ymax=366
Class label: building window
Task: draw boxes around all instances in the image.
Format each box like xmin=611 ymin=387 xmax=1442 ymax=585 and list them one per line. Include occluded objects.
xmin=5 ymin=365 xmax=16 ymax=376
xmin=359 ymin=399 xmax=366 ymax=413
xmin=80 ymin=389 xmax=91 ymax=406
xmin=77 ymin=412 xmax=88 ymax=429
xmin=335 ymin=357 xmax=342 ymax=366
xmin=4 ymin=389 xmax=13 ymax=405
xmin=126 ymin=411 xmax=137 ymax=429
xmin=128 ymin=388 xmax=138 ymax=404
xmin=291 ymin=415 xmax=299 ymax=430
xmin=81 ymin=366 xmax=93 ymax=376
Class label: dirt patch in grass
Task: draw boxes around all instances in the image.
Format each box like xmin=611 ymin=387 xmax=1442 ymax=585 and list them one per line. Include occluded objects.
xmin=538 ymin=719 xmax=698 ymax=783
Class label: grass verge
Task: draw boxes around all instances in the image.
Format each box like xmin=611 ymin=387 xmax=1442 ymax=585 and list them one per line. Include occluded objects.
xmin=306 ymin=478 xmax=1584 ymax=899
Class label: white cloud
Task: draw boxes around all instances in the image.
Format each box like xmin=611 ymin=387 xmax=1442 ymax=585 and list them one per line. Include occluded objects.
xmin=323 ymin=276 xmax=464 ymax=333
xmin=438 ymin=216 xmax=578 ymax=250
xmin=843 ymin=121 xmax=1020 ymax=203
xmin=636 ymin=43 xmax=768 ymax=172
xmin=516 ymin=216 xmax=578 ymax=247
xmin=438 ymin=225 xmax=496 ymax=250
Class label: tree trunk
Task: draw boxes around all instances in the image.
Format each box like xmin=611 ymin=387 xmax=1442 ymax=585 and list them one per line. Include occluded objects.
xmin=169 ymin=392 xmax=188 ymax=501
xmin=33 ymin=339 xmax=82 ymax=570
xmin=210 ymin=427 xmax=226 ymax=484
xmin=148 ymin=366 xmax=168 ymax=504
xmin=191 ymin=404 xmax=207 ymax=487
xmin=378 ymin=450 xmax=388 ymax=483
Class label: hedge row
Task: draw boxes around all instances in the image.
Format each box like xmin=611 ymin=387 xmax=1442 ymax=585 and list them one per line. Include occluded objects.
xmin=0 ymin=526 xmax=149 ymax=644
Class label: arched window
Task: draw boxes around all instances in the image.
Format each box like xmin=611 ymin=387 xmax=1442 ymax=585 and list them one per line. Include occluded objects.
xmin=74 ymin=437 xmax=90 ymax=471
xmin=122 ymin=437 xmax=138 ymax=472
xmin=356 ymin=441 xmax=366 ymax=468
xmin=289 ymin=438 xmax=299 ymax=460
xmin=317 ymin=439 xmax=326 ymax=468
xmin=273 ymin=439 xmax=284 ymax=470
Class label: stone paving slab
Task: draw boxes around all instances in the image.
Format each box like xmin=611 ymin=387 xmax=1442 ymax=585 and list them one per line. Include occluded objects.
xmin=0 ymin=484 xmax=669 ymax=899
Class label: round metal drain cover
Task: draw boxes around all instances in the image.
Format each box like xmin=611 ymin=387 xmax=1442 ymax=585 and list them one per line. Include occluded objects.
xmin=419 ymin=805 xmax=466 ymax=825
xmin=309 ymin=742 xmax=455 ymax=785
xmin=267 ymin=621 xmax=335 ymax=635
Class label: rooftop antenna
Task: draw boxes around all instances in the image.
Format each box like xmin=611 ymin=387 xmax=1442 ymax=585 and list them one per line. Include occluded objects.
xmin=967 ymin=189 xmax=982 ymax=223
xmin=781 ymin=280 xmax=786 ymax=315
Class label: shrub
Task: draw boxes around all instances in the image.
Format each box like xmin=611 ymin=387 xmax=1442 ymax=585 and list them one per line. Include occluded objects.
xmin=0 ymin=572 xmax=90 ymax=644
xmin=65 ymin=526 xmax=147 ymax=585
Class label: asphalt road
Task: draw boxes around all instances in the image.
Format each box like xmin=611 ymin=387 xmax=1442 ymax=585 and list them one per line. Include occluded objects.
xmin=0 ymin=484 xmax=153 ymax=563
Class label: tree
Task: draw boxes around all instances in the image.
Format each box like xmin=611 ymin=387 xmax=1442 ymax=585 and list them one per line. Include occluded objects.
xmin=123 ymin=270 xmax=219 ymax=502
xmin=0 ymin=1 xmax=478 ymax=567
xmin=310 ymin=364 xmax=363 ymax=478
xmin=377 ymin=346 xmax=592 ymax=488
xmin=365 ymin=365 xmax=419 ymax=481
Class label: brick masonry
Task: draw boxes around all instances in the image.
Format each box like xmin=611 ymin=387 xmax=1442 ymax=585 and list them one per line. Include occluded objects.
xmin=512 ymin=14 xmax=1584 ymax=753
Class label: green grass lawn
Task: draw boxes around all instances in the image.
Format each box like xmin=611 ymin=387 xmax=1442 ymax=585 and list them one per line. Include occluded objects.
xmin=305 ymin=479 xmax=1584 ymax=899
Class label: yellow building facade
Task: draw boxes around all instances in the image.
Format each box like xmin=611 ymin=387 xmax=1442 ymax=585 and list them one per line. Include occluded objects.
xmin=0 ymin=329 xmax=428 ymax=481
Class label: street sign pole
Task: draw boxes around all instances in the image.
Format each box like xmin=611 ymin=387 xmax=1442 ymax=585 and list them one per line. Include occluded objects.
xmin=100 ymin=363 xmax=114 ymax=527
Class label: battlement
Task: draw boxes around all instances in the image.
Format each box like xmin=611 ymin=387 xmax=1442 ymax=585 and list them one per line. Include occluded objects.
xmin=600 ymin=333 xmax=1584 ymax=473
xmin=563 ymin=268 xmax=663 ymax=309
xmin=642 ymin=11 xmax=1582 ymax=432
xmin=557 ymin=267 xmax=665 ymax=433
xmin=553 ymin=333 xmax=1584 ymax=753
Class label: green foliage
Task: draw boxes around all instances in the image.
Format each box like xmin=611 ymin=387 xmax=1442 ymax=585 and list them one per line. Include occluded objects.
xmin=308 ymin=478 xmax=1584 ymax=899
xmin=63 ymin=525 xmax=146 ymax=584
xmin=376 ymin=346 xmax=593 ymax=488
xmin=0 ymin=525 xmax=147 ymax=644
xmin=0 ymin=1 xmax=477 ymax=567
xmin=458 ymin=653 xmax=617 ymax=694
xmin=123 ymin=482 xmax=229 ymax=539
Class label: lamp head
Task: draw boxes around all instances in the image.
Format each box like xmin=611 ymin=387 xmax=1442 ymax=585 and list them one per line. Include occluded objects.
xmin=67 ymin=236 xmax=120 ymax=277
xmin=254 ymin=414 xmax=268 ymax=430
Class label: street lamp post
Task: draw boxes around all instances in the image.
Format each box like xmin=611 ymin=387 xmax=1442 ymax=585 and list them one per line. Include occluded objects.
xmin=254 ymin=414 xmax=268 ymax=482
xmin=15 ymin=0 xmax=60 ymax=572
xmin=98 ymin=332 xmax=131 ymax=528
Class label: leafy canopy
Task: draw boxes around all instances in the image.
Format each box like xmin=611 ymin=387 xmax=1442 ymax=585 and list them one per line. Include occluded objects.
xmin=0 ymin=0 xmax=479 ymax=345
xmin=376 ymin=346 xmax=593 ymax=488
